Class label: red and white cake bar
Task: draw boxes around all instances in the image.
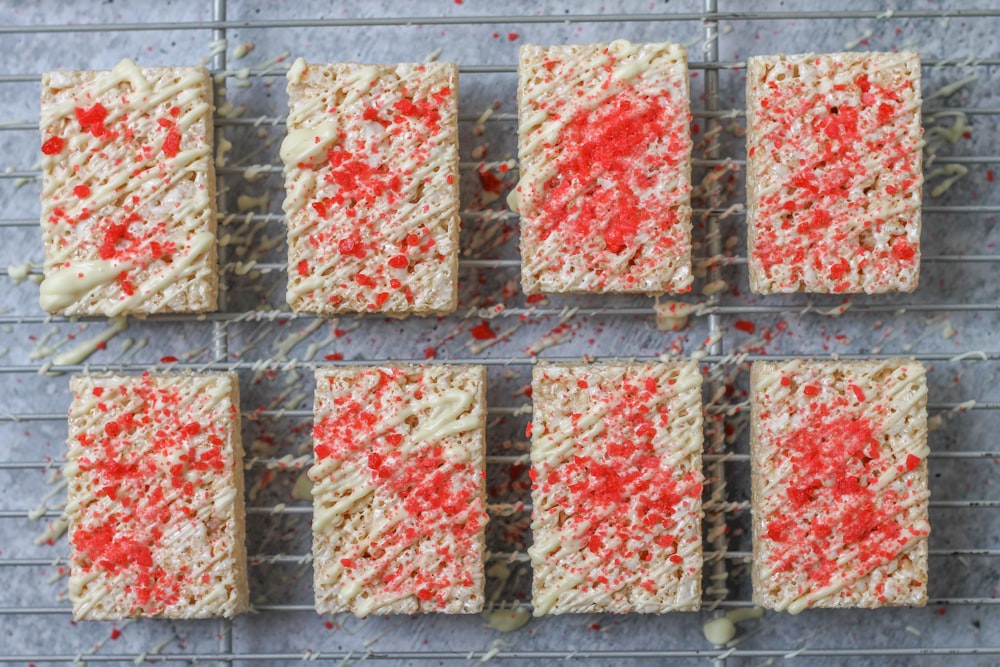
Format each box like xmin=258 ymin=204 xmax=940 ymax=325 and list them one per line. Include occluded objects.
xmin=39 ymin=58 xmax=218 ymax=316
xmin=746 ymin=51 xmax=923 ymax=294
xmin=310 ymin=365 xmax=488 ymax=616
xmin=66 ymin=372 xmax=248 ymax=619
xmin=282 ymin=59 xmax=460 ymax=315
xmin=750 ymin=360 xmax=930 ymax=612
xmin=529 ymin=362 xmax=703 ymax=614
xmin=513 ymin=41 xmax=694 ymax=295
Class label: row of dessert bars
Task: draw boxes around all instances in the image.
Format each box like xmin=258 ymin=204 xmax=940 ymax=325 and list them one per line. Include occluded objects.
xmin=65 ymin=359 xmax=929 ymax=620
xmin=38 ymin=45 xmax=923 ymax=317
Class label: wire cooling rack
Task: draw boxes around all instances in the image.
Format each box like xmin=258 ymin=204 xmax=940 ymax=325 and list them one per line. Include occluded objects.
xmin=2 ymin=1 xmax=1000 ymax=665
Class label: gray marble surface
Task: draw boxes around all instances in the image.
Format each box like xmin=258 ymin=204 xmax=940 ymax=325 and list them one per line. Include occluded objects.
xmin=1 ymin=1 xmax=999 ymax=665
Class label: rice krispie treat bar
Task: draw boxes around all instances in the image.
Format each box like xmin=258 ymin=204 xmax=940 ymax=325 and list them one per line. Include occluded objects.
xmin=310 ymin=365 xmax=488 ymax=616
xmin=65 ymin=372 xmax=248 ymax=619
xmin=750 ymin=360 xmax=930 ymax=613
xmin=39 ymin=58 xmax=218 ymax=316
xmin=513 ymin=41 xmax=694 ymax=295
xmin=746 ymin=51 xmax=923 ymax=294
xmin=282 ymin=59 xmax=460 ymax=315
xmin=529 ymin=362 xmax=703 ymax=615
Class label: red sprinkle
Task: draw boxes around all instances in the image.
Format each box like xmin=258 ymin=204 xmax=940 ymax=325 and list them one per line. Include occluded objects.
xmin=849 ymin=384 xmax=866 ymax=402
xmin=905 ymin=453 xmax=921 ymax=471
xmin=110 ymin=628 xmax=121 ymax=640
xmin=470 ymin=322 xmax=497 ymax=340
xmin=780 ymin=376 xmax=791 ymax=387
xmin=73 ymin=184 xmax=91 ymax=198
xmin=41 ymin=136 xmax=65 ymax=155
xmin=803 ymin=385 xmax=821 ymax=397
xmin=478 ymin=169 xmax=503 ymax=194
xmin=162 ymin=129 xmax=181 ymax=158
xmin=507 ymin=32 xmax=520 ymax=41
xmin=324 ymin=353 xmax=344 ymax=361
xmin=734 ymin=320 xmax=756 ymax=334
xmin=159 ymin=356 xmax=179 ymax=363
xmin=297 ymin=260 xmax=310 ymax=276
xmin=75 ymin=103 xmax=108 ymax=136
xmin=388 ymin=254 xmax=409 ymax=269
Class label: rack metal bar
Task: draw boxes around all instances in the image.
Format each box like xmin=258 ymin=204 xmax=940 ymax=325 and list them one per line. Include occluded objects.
xmin=5 ymin=495 xmax=995 ymax=520
xmin=5 ymin=546 xmax=1000 ymax=569
xmin=3 ymin=255 xmax=1000 ymax=280
xmin=0 ymin=10 xmax=998 ymax=33
xmin=0 ymin=401 xmax=989 ymax=424
xmin=4 ymin=104 xmax=998 ymax=132
xmin=0 ymin=351 xmax=996 ymax=375
xmin=1 ymin=647 xmax=1000 ymax=663
xmin=0 ymin=300 xmax=999 ymax=327
xmin=7 ymin=151 xmax=999 ymax=178
xmin=3 ymin=449 xmax=997 ymax=472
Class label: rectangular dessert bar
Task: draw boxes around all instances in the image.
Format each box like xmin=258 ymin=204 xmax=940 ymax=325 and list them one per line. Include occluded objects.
xmin=529 ymin=362 xmax=703 ymax=615
xmin=282 ymin=59 xmax=460 ymax=315
xmin=745 ymin=51 xmax=923 ymax=294
xmin=310 ymin=364 xmax=488 ymax=616
xmin=750 ymin=359 xmax=930 ymax=612
xmin=514 ymin=41 xmax=694 ymax=295
xmin=39 ymin=58 xmax=218 ymax=316
xmin=65 ymin=372 xmax=248 ymax=620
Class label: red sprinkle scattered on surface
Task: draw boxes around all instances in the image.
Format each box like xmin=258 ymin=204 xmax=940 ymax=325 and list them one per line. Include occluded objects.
xmin=41 ymin=136 xmax=65 ymax=155
xmin=162 ymin=129 xmax=181 ymax=158
xmin=75 ymin=103 xmax=108 ymax=137
xmin=470 ymin=322 xmax=497 ymax=340
xmin=478 ymin=168 xmax=503 ymax=194
xmin=803 ymin=385 xmax=821 ymax=397
xmin=312 ymin=368 xmax=486 ymax=609
xmin=533 ymin=369 xmax=700 ymax=596
xmin=849 ymin=384 xmax=866 ymax=402
xmin=988 ymin=170 xmax=994 ymax=182
xmin=70 ymin=374 xmax=230 ymax=616
xmin=522 ymin=63 xmax=691 ymax=291
xmin=508 ymin=32 xmax=520 ymax=41
xmin=159 ymin=356 xmax=178 ymax=363
xmin=761 ymin=383 xmax=927 ymax=597
xmin=749 ymin=60 xmax=921 ymax=292
xmin=734 ymin=320 xmax=756 ymax=334
xmin=73 ymin=184 xmax=91 ymax=198
xmin=110 ymin=628 xmax=121 ymax=640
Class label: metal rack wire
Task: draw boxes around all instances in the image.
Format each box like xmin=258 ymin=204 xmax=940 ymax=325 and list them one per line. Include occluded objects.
xmin=2 ymin=1 xmax=1000 ymax=664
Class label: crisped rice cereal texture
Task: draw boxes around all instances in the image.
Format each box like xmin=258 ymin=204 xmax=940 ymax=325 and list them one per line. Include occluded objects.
xmin=40 ymin=59 xmax=217 ymax=316
xmin=750 ymin=359 xmax=929 ymax=613
xmin=529 ymin=362 xmax=703 ymax=615
xmin=514 ymin=41 xmax=694 ymax=295
xmin=745 ymin=52 xmax=923 ymax=294
xmin=283 ymin=59 xmax=460 ymax=315
xmin=310 ymin=365 xmax=487 ymax=616
xmin=66 ymin=372 xmax=247 ymax=620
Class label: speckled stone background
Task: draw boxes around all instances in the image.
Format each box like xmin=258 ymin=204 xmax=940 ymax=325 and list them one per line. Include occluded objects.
xmin=1 ymin=1 xmax=998 ymax=665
